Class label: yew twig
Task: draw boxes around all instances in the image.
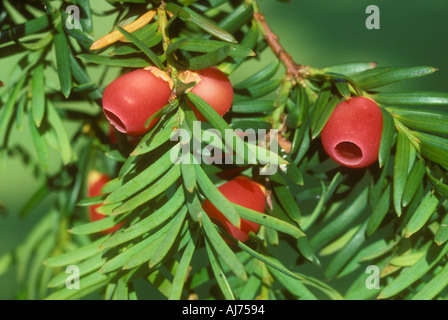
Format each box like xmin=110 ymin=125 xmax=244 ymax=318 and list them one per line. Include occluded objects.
xmin=250 ymin=2 xmax=308 ymax=83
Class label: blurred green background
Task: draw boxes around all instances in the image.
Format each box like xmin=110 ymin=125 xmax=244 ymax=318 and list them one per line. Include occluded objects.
xmin=1 ymin=0 xmax=448 ymax=299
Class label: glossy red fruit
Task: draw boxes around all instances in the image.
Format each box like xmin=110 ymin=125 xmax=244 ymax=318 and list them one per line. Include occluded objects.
xmin=182 ymin=67 xmax=233 ymax=121
xmin=102 ymin=67 xmax=173 ymax=136
xmin=202 ymin=176 xmax=266 ymax=243
xmin=88 ymin=172 xmax=123 ymax=234
xmin=320 ymin=96 xmax=383 ymax=168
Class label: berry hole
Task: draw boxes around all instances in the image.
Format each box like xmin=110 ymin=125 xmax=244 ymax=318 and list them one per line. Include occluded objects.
xmin=104 ymin=110 xmax=126 ymax=133
xmin=334 ymin=141 xmax=363 ymax=165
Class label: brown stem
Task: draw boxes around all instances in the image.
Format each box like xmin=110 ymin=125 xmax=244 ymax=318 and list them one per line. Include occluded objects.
xmin=253 ymin=12 xmax=307 ymax=83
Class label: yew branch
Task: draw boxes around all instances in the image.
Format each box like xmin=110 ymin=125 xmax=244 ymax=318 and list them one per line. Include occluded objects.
xmin=253 ymin=12 xmax=307 ymax=82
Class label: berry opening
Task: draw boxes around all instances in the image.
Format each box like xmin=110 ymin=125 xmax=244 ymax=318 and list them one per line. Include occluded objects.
xmin=104 ymin=109 xmax=126 ymax=133
xmin=334 ymin=141 xmax=363 ymax=165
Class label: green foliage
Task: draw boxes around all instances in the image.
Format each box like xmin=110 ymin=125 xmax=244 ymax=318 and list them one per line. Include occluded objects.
xmin=1 ymin=0 xmax=448 ymax=301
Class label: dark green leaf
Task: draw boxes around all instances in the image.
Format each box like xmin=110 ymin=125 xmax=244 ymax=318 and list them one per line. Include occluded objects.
xmin=186 ymin=92 xmax=257 ymax=165
xmin=344 ymin=256 xmax=388 ymax=300
xmin=296 ymin=237 xmax=320 ymax=265
xmin=31 ymin=63 xmax=45 ymax=127
xmin=69 ymin=53 xmax=102 ymax=101
xmin=310 ymin=173 xmax=369 ymax=249
xmin=366 ymin=184 xmax=391 ymax=236
xmin=201 ymin=213 xmax=247 ymax=280
xmin=309 ymin=83 xmax=331 ymax=137
xmin=415 ymin=132 xmax=448 ymax=168
xmin=169 ymin=234 xmax=197 ymax=300
xmin=402 ymin=159 xmax=426 ymax=207
xmin=234 ymin=60 xmax=280 ymax=90
xmin=301 ymin=172 xmax=344 ymax=231
xmin=286 ymin=84 xmax=309 ymax=130
xmin=351 ymin=66 xmax=437 ymax=89
xmin=194 ymin=163 xmax=240 ymax=227
xmin=19 ymin=184 xmax=50 ymax=218
xmin=64 ymin=26 xmax=94 ymax=51
xmin=170 ymin=38 xmax=254 ymax=57
xmin=0 ymin=75 xmax=26 ymax=146
xmin=322 ymin=62 xmax=377 ymax=75
xmin=280 ymin=154 xmax=304 ymax=185
xmin=265 ymin=256 xmax=343 ymax=300
xmin=111 ymin=25 xmax=162 ymax=56
xmin=131 ymin=116 xmax=178 ymax=156
xmin=54 ymin=23 xmax=72 ymax=98
xmin=46 ymin=101 xmax=72 ymax=165
xmin=387 ymin=107 xmax=448 ymax=136
xmin=165 ymin=3 xmax=237 ymax=43
xmin=120 ymin=217 xmax=180 ymax=271
xmin=28 ymin=111 xmax=49 ymax=171
xmin=378 ymin=108 xmax=396 ymax=168
xmin=47 ymin=254 xmax=105 ymax=288
xmin=374 ymin=92 xmax=448 ymax=106
xmin=311 ymin=95 xmax=342 ymax=139
xmin=0 ymin=15 xmax=51 ymax=43
xmin=78 ymin=54 xmax=150 ymax=68
xmin=379 ymin=242 xmax=448 ymax=299
xmin=236 ymin=204 xmax=305 ymax=239
xmin=218 ymin=2 xmax=253 ymax=34
xmin=218 ymin=21 xmax=258 ymax=74
xmin=76 ymin=194 xmax=106 ymax=207
xmin=69 ymin=212 xmax=129 ymax=235
xmin=334 ymin=80 xmax=351 ymax=100
xmin=426 ymin=167 xmax=448 ymax=199
xmin=104 ymin=150 xmax=173 ymax=204
xmin=435 ymin=213 xmax=448 ymax=246
xmin=112 ymin=164 xmax=181 ymax=215
xmin=77 ymin=0 xmax=93 ymax=33
xmin=404 ymin=191 xmax=439 ymax=238
xmin=234 ymin=79 xmax=282 ymax=101
xmin=117 ymin=26 xmax=165 ymax=70
xmin=185 ymin=190 xmax=203 ymax=222
xmin=184 ymin=45 xmax=231 ymax=70
xmin=393 ymin=131 xmax=411 ymax=217
xmin=181 ymin=156 xmax=196 ymax=193
xmin=44 ymin=236 xmax=109 ymax=268
xmin=274 ymin=185 xmax=301 ymax=224
xmin=149 ymin=208 xmax=188 ymax=268
xmin=204 ymin=237 xmax=235 ymax=300
xmin=45 ymin=271 xmax=112 ymax=300
xmin=324 ymin=222 xmax=368 ymax=279
xmin=101 ymin=187 xmax=185 ymax=248
xmin=412 ymin=262 xmax=448 ymax=300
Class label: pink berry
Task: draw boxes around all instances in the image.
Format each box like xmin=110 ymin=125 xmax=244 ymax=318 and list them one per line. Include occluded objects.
xmin=181 ymin=67 xmax=234 ymax=121
xmin=202 ymin=176 xmax=266 ymax=243
xmin=320 ymin=97 xmax=383 ymax=168
xmin=88 ymin=172 xmax=123 ymax=234
xmin=102 ymin=67 xmax=173 ymax=136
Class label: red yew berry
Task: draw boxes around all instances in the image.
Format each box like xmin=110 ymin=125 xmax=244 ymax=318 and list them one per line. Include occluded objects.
xmin=181 ymin=67 xmax=233 ymax=121
xmin=202 ymin=176 xmax=266 ymax=243
xmin=102 ymin=66 xmax=173 ymax=136
xmin=88 ymin=172 xmax=123 ymax=234
xmin=320 ymin=96 xmax=383 ymax=168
